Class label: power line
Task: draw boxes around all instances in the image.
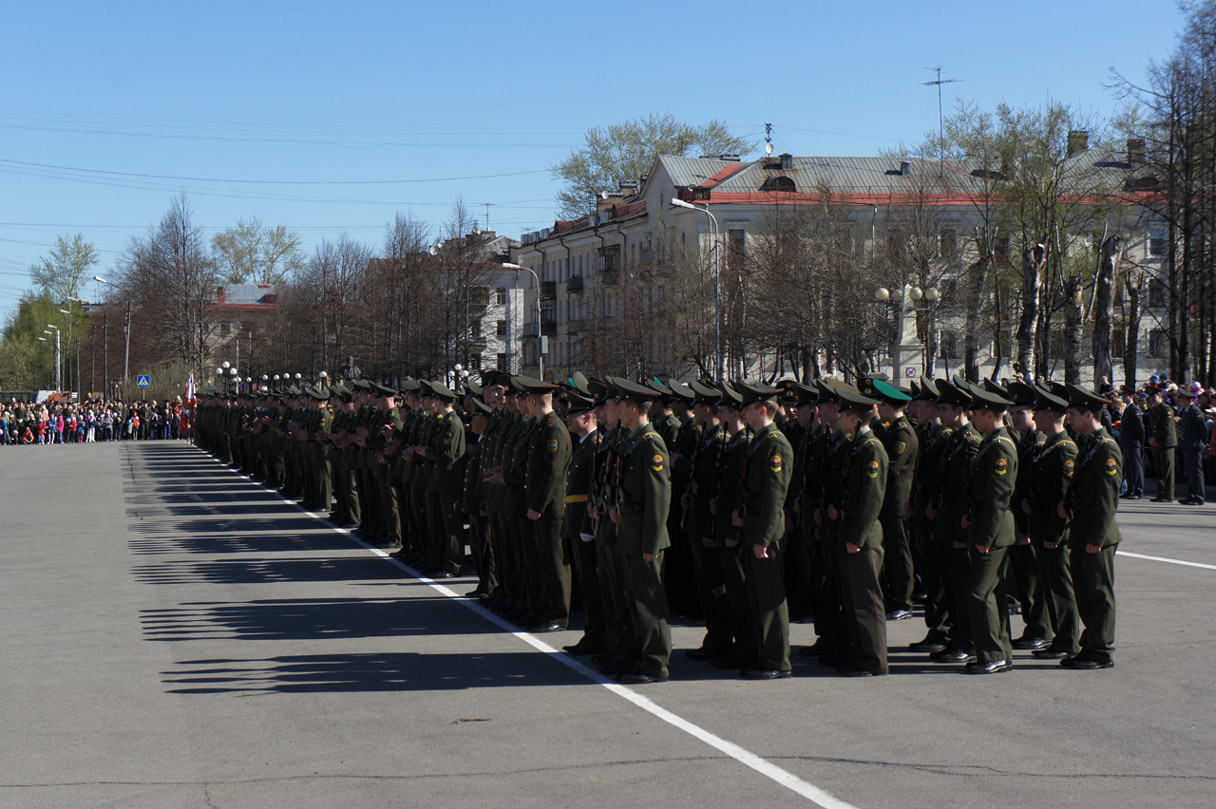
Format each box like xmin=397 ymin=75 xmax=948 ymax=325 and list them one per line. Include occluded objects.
xmin=0 ymin=158 xmax=550 ymax=186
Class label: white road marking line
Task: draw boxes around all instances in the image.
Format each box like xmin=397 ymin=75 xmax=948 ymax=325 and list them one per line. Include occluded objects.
xmin=196 ymin=450 xmax=858 ymax=809
xmin=1117 ymin=550 xmax=1216 ymax=571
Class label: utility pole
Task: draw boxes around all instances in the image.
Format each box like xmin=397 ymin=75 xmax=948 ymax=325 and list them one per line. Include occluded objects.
xmin=922 ymin=66 xmax=962 ymax=177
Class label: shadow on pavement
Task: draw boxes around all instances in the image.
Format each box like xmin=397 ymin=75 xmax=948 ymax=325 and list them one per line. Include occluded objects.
xmin=161 ymin=650 xmax=590 ymax=694
xmin=140 ymin=597 xmax=501 ymax=642
xmin=129 ymin=532 xmax=354 ymax=556
xmin=131 ymin=556 xmax=399 ymax=585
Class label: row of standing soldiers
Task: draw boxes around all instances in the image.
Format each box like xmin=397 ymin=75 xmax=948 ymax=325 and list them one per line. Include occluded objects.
xmin=194 ymin=369 xmax=1123 ymax=682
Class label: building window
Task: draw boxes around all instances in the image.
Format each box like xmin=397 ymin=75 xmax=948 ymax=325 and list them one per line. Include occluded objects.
xmin=940 ymin=330 xmax=960 ymax=359
xmin=728 ymin=229 xmax=746 ymax=272
xmin=496 ymin=353 xmax=509 ymax=371
xmin=495 ymin=287 xmax=507 ymax=305
xmin=940 ymin=229 xmax=957 ymax=260
xmin=1149 ymin=228 xmax=1166 ymax=257
xmin=1148 ymin=279 xmax=1167 ymax=308
xmin=496 ymin=320 xmax=507 ymax=337
xmin=468 ymin=354 xmax=482 ymax=371
xmin=1149 ymin=328 xmax=1167 ymax=358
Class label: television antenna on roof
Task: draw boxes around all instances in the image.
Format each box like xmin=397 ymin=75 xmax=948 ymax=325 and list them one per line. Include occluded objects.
xmin=922 ymin=66 xmax=962 ymax=177
xmin=764 ymin=122 xmax=774 ymax=156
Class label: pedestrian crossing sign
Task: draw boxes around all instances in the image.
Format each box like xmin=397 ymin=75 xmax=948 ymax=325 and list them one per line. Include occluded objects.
xmin=137 ymin=375 xmax=151 ymax=388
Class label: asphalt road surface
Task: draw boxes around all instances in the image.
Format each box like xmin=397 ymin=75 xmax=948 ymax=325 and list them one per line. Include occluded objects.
xmin=2 ymin=441 xmax=1213 ymax=809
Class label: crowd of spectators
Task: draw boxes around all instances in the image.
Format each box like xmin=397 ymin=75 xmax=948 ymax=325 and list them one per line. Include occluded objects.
xmin=0 ymin=399 xmax=190 ymax=446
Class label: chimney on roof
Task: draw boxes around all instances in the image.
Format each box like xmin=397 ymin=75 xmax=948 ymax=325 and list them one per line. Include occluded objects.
xmin=596 ymin=191 xmax=624 ymax=213
xmin=216 ymin=286 xmax=225 ymax=306
xmin=1128 ymin=138 xmax=1147 ymax=167
xmin=1067 ymin=130 xmax=1089 ymax=157
xmin=618 ymin=181 xmax=638 ymax=195
xmin=718 ymin=153 xmax=741 ymax=162
xmin=900 ymin=160 xmax=912 ymax=176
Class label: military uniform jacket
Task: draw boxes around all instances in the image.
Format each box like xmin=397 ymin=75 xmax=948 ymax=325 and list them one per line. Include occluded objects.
xmin=1013 ymin=428 xmax=1044 ymax=536
xmin=740 ymin=422 xmax=794 ymax=549
xmin=837 ymin=428 xmax=888 ymax=550
xmin=614 ymin=422 xmax=671 ymax=557
xmin=715 ymin=426 xmax=752 ymax=545
xmin=526 ymin=410 xmax=571 ymax=518
xmin=879 ymin=416 xmax=918 ymax=517
xmin=1065 ymin=427 xmax=1123 ymax=550
xmin=671 ymin=415 xmax=700 ymax=505
xmin=934 ymin=424 xmax=981 ymax=544
xmin=1149 ymin=402 xmax=1178 ymax=447
xmin=967 ymin=426 xmax=1018 ymax=550
xmin=428 ymin=411 xmax=467 ymax=492
xmin=592 ymin=425 xmax=621 ymax=548
xmin=1027 ymin=430 xmax=1077 ymax=544
xmin=1178 ymin=403 xmax=1207 ymax=447
xmin=687 ymin=423 xmax=726 ymax=543
xmin=563 ymin=429 xmax=599 ymax=537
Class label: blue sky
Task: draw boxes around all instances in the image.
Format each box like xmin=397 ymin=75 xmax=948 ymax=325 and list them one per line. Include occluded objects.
xmin=0 ymin=1 xmax=1186 ymax=321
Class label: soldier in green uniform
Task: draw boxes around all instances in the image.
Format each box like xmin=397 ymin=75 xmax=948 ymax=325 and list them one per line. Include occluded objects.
xmin=1146 ymin=386 xmax=1177 ymax=501
xmin=828 ymin=385 xmax=889 ymax=676
xmin=961 ymin=383 xmax=1018 ymax=674
xmin=1060 ymin=384 xmax=1123 ymax=669
xmin=1025 ymin=384 xmax=1081 ymax=660
xmin=519 ymin=377 xmax=573 ymax=632
xmin=733 ymin=381 xmax=795 ymax=680
xmin=420 ymin=381 xmax=467 ymax=578
xmin=608 ymin=378 xmax=673 ymax=684
xmin=871 ymin=379 xmax=918 ymax=622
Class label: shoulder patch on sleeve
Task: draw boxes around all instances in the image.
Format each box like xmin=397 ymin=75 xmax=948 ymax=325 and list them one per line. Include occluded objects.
xmin=1104 ymin=457 xmax=1118 ymax=476
xmin=547 ymin=438 xmax=558 ymax=453
xmin=894 ymin=440 xmax=906 ymax=455
xmin=1063 ymin=458 xmax=1075 ymax=478
xmin=995 ymin=456 xmax=1008 ymax=476
xmin=770 ymin=452 xmax=783 ymax=472
xmin=866 ymin=459 xmax=880 ymax=478
xmin=651 ymin=453 xmax=664 ymax=471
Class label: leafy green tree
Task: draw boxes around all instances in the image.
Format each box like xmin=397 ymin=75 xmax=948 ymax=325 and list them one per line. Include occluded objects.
xmin=212 ymin=217 xmax=305 ymax=284
xmin=28 ymin=233 xmax=98 ymax=303
xmin=552 ymin=113 xmax=754 ymax=219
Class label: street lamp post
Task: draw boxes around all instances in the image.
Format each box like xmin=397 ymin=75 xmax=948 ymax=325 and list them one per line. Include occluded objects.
xmin=94 ymin=276 xmax=131 ymax=394
xmin=670 ymin=198 xmax=722 ymax=380
xmin=46 ymin=325 xmax=61 ymax=390
xmin=502 ymin=262 xmax=545 ymax=380
xmin=874 ymin=284 xmax=941 ymax=381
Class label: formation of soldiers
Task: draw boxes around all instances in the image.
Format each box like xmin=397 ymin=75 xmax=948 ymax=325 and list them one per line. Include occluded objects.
xmin=194 ymin=370 xmax=1126 ymax=682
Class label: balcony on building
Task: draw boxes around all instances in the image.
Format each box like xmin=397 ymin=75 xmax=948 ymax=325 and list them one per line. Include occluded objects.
xmin=540 ymin=280 xmax=557 ymax=299
xmin=567 ymin=318 xmax=586 ymax=334
xmin=568 ymin=275 xmax=585 ymax=293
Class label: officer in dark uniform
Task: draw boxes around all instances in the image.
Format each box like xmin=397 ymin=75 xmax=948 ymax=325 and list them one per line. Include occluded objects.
xmin=1175 ymin=385 xmax=1208 ymax=504
xmin=608 ymin=378 xmax=673 ymax=684
xmin=828 ymin=385 xmax=889 ymax=676
xmin=733 ymin=380 xmax=795 ymax=679
xmin=909 ymin=377 xmax=951 ymax=654
xmin=929 ymin=379 xmax=982 ymax=664
xmin=1118 ymin=389 xmax=1145 ymax=499
xmin=1060 ymin=384 xmax=1123 ymax=669
xmin=561 ymin=390 xmax=604 ymax=654
xmin=870 ymin=379 xmax=918 ymax=621
xmin=683 ymin=380 xmax=731 ymax=661
xmin=1004 ymin=380 xmax=1051 ymax=651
